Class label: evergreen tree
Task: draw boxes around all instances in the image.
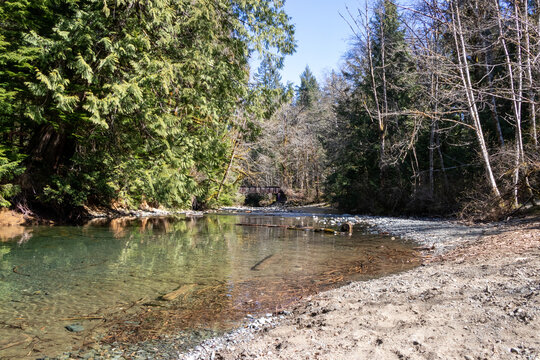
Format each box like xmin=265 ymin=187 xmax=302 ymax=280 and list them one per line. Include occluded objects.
xmin=0 ymin=0 xmax=295 ymax=214
xmin=296 ymin=66 xmax=320 ymax=108
xmin=253 ymin=57 xmax=292 ymax=120
xmin=325 ymin=0 xmax=417 ymax=213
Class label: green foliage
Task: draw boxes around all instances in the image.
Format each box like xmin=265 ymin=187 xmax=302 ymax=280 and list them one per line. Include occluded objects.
xmin=0 ymin=0 xmax=295 ymax=213
xmin=296 ymin=66 xmax=320 ymax=108
xmin=324 ymin=0 xmax=422 ymax=213
xmin=253 ymin=57 xmax=293 ymax=120
xmin=0 ymin=146 xmax=24 ymax=207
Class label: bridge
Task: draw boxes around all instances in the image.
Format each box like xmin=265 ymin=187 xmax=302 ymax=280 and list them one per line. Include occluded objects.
xmin=239 ymin=186 xmax=282 ymax=195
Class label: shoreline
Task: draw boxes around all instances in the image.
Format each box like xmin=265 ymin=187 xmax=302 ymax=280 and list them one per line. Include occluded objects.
xmin=217 ymin=205 xmax=503 ymax=255
xmin=177 ymin=216 xmax=540 ymax=360
xmin=59 ymin=210 xmax=539 ymax=360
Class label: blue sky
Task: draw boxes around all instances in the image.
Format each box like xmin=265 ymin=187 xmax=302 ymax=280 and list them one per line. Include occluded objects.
xmin=280 ymin=0 xmax=366 ymax=86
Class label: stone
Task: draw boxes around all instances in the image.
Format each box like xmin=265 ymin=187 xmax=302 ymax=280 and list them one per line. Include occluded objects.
xmin=65 ymin=324 xmax=84 ymax=332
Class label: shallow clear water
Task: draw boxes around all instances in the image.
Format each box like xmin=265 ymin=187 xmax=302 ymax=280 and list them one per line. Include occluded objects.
xmin=0 ymin=214 xmax=419 ymax=358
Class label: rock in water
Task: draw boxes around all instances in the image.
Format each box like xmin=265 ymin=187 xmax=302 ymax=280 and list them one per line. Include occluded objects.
xmin=340 ymin=222 xmax=353 ymax=234
xmin=65 ymin=324 xmax=84 ymax=332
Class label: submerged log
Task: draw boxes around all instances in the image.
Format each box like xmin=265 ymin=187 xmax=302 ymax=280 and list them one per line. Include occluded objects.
xmin=12 ymin=266 xmax=30 ymax=277
xmin=236 ymin=223 xmax=340 ymax=234
xmin=313 ymin=228 xmax=338 ymax=234
xmin=250 ymin=254 xmax=274 ymax=271
xmin=160 ymin=284 xmax=196 ymax=301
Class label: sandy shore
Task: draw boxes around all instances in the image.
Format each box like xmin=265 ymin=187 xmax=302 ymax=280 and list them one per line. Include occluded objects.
xmin=178 ymin=215 xmax=540 ymax=360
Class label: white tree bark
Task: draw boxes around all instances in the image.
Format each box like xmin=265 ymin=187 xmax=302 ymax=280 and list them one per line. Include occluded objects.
xmin=450 ymin=0 xmax=501 ymax=198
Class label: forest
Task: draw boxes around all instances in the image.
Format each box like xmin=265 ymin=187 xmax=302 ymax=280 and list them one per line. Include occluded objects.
xmin=248 ymin=0 xmax=540 ymax=218
xmin=1 ymin=0 xmax=539 ymax=220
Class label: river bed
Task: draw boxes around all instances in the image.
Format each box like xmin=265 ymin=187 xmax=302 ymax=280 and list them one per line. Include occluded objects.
xmin=0 ymin=214 xmax=420 ymax=359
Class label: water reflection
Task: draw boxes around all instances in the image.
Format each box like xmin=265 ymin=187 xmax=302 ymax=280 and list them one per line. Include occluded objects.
xmin=0 ymin=225 xmax=33 ymax=244
xmin=0 ymin=215 xmax=420 ymax=359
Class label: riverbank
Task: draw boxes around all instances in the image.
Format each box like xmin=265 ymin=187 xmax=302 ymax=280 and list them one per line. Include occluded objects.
xmin=0 ymin=209 xmax=29 ymax=242
xmin=179 ymin=217 xmax=540 ymax=359
xmin=217 ymin=205 xmax=501 ymax=254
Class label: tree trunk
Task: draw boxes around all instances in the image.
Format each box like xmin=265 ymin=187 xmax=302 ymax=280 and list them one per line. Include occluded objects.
xmin=451 ymin=1 xmax=500 ymax=198
xmin=215 ymin=115 xmax=247 ymax=201
xmin=524 ymin=0 xmax=538 ymax=148
xmin=364 ymin=6 xmax=386 ymax=174
xmin=494 ymin=0 xmax=531 ymax=207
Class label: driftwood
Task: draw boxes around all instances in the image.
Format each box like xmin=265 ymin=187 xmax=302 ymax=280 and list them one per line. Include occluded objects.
xmin=414 ymin=245 xmax=436 ymax=251
xmin=12 ymin=266 xmax=30 ymax=277
xmin=250 ymin=254 xmax=274 ymax=271
xmin=339 ymin=222 xmax=354 ymax=234
xmin=160 ymin=284 xmax=196 ymax=301
xmin=0 ymin=335 xmax=32 ymax=351
xmin=236 ymin=223 xmax=338 ymax=234
xmin=59 ymin=316 xmax=103 ymax=321
xmin=237 ymin=223 xmax=290 ymax=229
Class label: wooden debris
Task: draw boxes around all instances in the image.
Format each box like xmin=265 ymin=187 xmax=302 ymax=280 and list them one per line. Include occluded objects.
xmin=160 ymin=284 xmax=196 ymax=301
xmin=250 ymin=254 xmax=274 ymax=271
xmin=0 ymin=335 xmax=32 ymax=351
xmin=340 ymin=222 xmax=354 ymax=234
xmin=12 ymin=266 xmax=30 ymax=277
xmin=71 ymin=260 xmax=107 ymax=271
xmin=314 ymin=228 xmax=338 ymax=234
xmin=59 ymin=316 xmax=103 ymax=321
xmin=236 ymin=223 xmax=340 ymax=234
xmin=414 ymin=245 xmax=436 ymax=251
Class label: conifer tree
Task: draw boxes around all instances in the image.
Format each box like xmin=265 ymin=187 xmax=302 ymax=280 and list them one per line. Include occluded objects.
xmin=0 ymin=0 xmax=295 ymax=214
xmin=296 ymin=66 xmax=320 ymax=108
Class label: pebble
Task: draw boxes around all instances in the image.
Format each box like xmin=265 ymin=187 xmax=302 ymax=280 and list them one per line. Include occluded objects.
xmin=65 ymin=324 xmax=84 ymax=332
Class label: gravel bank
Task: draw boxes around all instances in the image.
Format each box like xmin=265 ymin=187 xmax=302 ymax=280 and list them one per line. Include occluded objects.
xmin=353 ymin=215 xmax=501 ymax=255
xmin=220 ymin=206 xmax=502 ymax=254
xmin=177 ymin=217 xmax=540 ymax=360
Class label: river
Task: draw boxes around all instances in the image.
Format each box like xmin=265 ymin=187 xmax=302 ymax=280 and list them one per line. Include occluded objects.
xmin=0 ymin=213 xmax=420 ymax=359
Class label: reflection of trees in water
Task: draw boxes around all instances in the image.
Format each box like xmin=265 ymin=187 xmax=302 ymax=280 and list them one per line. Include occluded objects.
xmin=108 ymin=226 xmax=421 ymax=345
xmin=0 ymin=225 xmax=32 ymax=243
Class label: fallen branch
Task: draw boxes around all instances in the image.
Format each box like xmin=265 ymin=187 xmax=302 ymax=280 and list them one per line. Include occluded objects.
xmin=236 ymin=223 xmax=290 ymax=229
xmin=250 ymin=254 xmax=274 ymax=271
xmin=12 ymin=266 xmax=30 ymax=277
xmin=71 ymin=260 xmax=108 ymax=271
xmin=59 ymin=316 xmax=103 ymax=321
xmin=236 ymin=223 xmax=338 ymax=234
xmin=0 ymin=335 xmax=32 ymax=351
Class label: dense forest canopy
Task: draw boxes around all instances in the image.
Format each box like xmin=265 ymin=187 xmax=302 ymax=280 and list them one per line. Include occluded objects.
xmin=0 ymin=0 xmax=294 ymax=217
xmin=1 ymin=0 xmax=539 ymax=219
